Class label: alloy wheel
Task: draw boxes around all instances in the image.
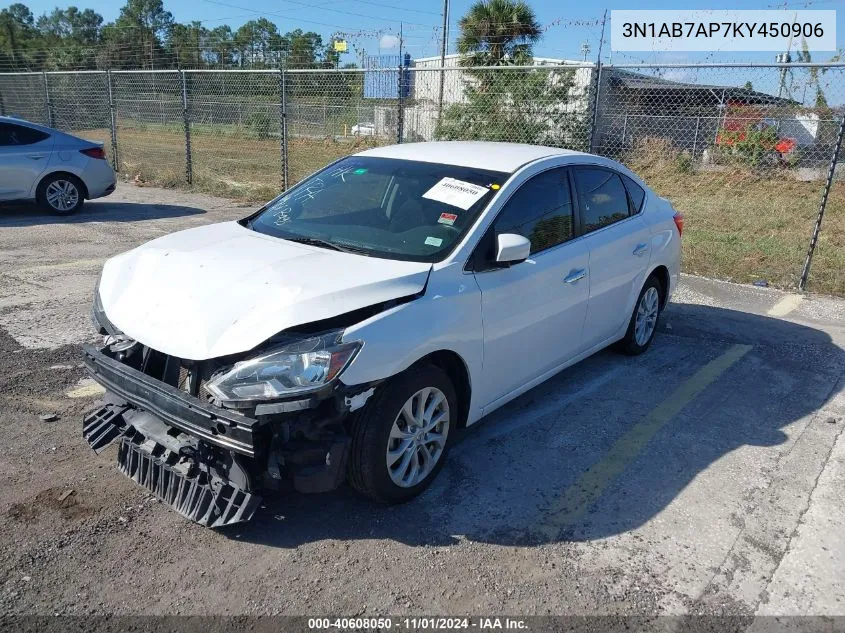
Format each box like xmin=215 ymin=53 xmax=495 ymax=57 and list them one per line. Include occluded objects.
xmin=386 ymin=387 xmax=450 ymax=488
xmin=45 ymin=180 xmax=79 ymax=212
xmin=634 ymin=286 xmax=660 ymax=346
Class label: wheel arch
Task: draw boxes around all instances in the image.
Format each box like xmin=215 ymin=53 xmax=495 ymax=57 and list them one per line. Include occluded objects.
xmin=648 ymin=264 xmax=670 ymax=308
xmin=35 ymin=170 xmax=89 ymax=200
xmin=408 ymin=349 xmax=472 ymax=429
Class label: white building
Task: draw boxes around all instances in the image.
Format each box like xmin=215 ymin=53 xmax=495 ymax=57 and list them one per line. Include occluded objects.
xmin=400 ymin=54 xmax=596 ymax=143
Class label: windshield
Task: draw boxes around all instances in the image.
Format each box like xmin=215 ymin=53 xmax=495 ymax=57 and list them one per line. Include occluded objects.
xmin=247 ymin=156 xmax=510 ymax=262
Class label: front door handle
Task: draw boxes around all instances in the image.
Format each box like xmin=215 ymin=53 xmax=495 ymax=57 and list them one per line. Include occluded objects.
xmin=27 ymin=154 xmax=46 ymax=160
xmin=563 ymin=268 xmax=586 ymax=284
xmin=633 ymin=243 xmax=649 ymax=256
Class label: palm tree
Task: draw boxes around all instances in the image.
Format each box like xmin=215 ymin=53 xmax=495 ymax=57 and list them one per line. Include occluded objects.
xmin=456 ymin=0 xmax=541 ymax=66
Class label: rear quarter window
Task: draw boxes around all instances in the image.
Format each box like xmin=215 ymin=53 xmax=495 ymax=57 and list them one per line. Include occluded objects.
xmin=622 ymin=174 xmax=646 ymax=214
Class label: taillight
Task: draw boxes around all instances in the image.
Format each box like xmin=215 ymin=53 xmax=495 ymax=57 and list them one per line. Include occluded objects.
xmin=80 ymin=146 xmax=106 ymax=160
xmin=673 ymin=212 xmax=684 ymax=237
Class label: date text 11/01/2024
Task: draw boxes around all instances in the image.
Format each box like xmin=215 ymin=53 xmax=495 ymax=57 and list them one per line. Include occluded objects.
xmin=307 ymin=617 xmax=528 ymax=630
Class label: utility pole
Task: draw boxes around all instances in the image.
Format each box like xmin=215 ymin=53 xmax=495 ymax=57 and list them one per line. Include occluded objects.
xmin=588 ymin=10 xmax=607 ymax=154
xmin=437 ymin=0 xmax=449 ymax=125
xmin=580 ymin=41 xmax=591 ymax=62
xmin=776 ymin=12 xmax=798 ymax=99
xmin=776 ymin=52 xmax=791 ymax=99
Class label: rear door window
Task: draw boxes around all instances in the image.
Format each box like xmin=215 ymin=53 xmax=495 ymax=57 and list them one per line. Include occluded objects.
xmin=573 ymin=167 xmax=631 ymax=234
xmin=0 ymin=123 xmax=50 ymax=146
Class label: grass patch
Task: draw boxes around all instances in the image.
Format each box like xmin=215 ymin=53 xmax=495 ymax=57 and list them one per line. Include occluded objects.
xmin=630 ymin=160 xmax=844 ymax=295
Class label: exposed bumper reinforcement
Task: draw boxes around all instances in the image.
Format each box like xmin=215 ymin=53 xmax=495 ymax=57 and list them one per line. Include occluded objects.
xmin=117 ymin=435 xmax=261 ymax=528
xmin=83 ymin=344 xmax=259 ymax=457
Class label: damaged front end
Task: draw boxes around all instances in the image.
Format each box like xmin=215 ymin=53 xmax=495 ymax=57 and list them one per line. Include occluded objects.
xmin=82 ymin=332 xmax=377 ymax=528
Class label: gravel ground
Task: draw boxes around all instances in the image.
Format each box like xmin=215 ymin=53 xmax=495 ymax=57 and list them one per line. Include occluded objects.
xmin=0 ymin=184 xmax=843 ymax=621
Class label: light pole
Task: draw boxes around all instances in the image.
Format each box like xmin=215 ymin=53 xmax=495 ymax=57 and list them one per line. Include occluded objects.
xmin=437 ymin=0 xmax=449 ymax=126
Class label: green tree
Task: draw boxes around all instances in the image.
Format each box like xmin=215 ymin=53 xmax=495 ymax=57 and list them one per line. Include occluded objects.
xmin=0 ymin=3 xmax=39 ymax=69
xmin=439 ymin=0 xmax=581 ymax=147
xmin=102 ymin=0 xmax=173 ymax=69
xmin=235 ymin=18 xmax=281 ymax=68
xmin=169 ymin=20 xmax=206 ymax=68
xmin=282 ymin=29 xmax=323 ymax=68
xmin=37 ymin=6 xmax=103 ymax=69
xmin=206 ymin=24 xmax=234 ymax=68
xmin=456 ymin=0 xmax=541 ymax=67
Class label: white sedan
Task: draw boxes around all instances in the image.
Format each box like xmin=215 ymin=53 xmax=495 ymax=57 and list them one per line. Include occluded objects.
xmin=84 ymin=141 xmax=682 ymax=526
xmin=350 ymin=122 xmax=376 ymax=136
xmin=0 ymin=116 xmax=116 ymax=215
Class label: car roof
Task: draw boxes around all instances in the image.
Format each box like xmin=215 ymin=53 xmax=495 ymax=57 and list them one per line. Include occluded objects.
xmin=355 ymin=141 xmax=589 ymax=172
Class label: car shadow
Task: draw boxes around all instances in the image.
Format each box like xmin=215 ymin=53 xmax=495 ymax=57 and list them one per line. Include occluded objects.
xmin=0 ymin=200 xmax=206 ymax=225
xmin=230 ymin=302 xmax=844 ymax=549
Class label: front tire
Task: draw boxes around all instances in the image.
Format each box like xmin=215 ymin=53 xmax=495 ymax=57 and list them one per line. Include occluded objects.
xmin=36 ymin=174 xmax=85 ymax=215
xmin=348 ymin=364 xmax=456 ymax=504
xmin=619 ymin=276 xmax=663 ymax=356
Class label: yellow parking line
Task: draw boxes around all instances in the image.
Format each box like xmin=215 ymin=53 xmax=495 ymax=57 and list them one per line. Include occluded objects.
xmin=767 ymin=294 xmax=803 ymax=318
xmin=538 ymin=344 xmax=752 ymax=538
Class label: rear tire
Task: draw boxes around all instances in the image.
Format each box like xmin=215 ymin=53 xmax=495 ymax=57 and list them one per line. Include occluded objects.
xmin=36 ymin=174 xmax=85 ymax=215
xmin=619 ymin=275 xmax=663 ymax=356
xmin=348 ymin=364 xmax=456 ymax=504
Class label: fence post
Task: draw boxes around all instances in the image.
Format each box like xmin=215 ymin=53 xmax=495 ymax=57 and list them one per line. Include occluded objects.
xmin=42 ymin=71 xmax=54 ymax=127
xmin=397 ymin=62 xmax=405 ymax=144
xmin=621 ymin=114 xmax=628 ymax=150
xmin=106 ymin=70 xmax=119 ymax=171
xmin=692 ymin=116 xmax=700 ymax=157
xmin=180 ymin=70 xmax=193 ymax=185
xmin=588 ymin=62 xmax=603 ymax=154
xmin=799 ymin=111 xmax=845 ymax=291
xmin=279 ymin=68 xmax=289 ymax=191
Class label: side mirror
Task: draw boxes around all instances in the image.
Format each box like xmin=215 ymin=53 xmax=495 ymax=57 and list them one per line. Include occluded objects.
xmin=495 ymin=233 xmax=531 ymax=265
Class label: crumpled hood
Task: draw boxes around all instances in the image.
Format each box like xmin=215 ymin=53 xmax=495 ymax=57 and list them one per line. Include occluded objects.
xmin=98 ymin=221 xmax=431 ymax=360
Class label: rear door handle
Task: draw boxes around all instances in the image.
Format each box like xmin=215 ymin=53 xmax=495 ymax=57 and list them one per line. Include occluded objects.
xmin=633 ymin=243 xmax=649 ymax=256
xmin=563 ymin=268 xmax=586 ymax=284
xmin=27 ymin=154 xmax=46 ymax=160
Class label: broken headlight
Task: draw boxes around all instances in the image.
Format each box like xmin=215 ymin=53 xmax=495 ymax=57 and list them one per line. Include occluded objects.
xmin=205 ymin=331 xmax=361 ymax=403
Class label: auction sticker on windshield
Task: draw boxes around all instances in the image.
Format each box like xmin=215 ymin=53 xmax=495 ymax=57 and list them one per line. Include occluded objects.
xmin=423 ymin=178 xmax=488 ymax=210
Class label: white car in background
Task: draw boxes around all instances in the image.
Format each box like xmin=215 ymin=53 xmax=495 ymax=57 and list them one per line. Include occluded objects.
xmin=0 ymin=116 xmax=116 ymax=215
xmin=83 ymin=141 xmax=682 ymax=527
xmin=351 ymin=122 xmax=376 ymax=136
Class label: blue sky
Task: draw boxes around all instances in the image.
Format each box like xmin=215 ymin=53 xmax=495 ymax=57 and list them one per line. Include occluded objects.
xmin=16 ymin=0 xmax=843 ymax=65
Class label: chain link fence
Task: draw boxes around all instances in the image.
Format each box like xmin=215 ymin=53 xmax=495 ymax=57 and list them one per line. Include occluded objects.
xmin=1 ymin=63 xmax=843 ymax=295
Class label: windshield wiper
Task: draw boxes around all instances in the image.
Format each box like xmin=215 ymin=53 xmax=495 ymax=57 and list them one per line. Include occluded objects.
xmin=285 ymin=236 xmax=370 ymax=256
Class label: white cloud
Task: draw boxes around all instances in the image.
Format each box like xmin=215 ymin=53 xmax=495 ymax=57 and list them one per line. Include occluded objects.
xmin=380 ymin=34 xmax=400 ymax=50
xmin=662 ymin=69 xmax=693 ymax=83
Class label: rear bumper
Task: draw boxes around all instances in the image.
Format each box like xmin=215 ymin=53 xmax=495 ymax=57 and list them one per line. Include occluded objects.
xmin=82 ymin=162 xmax=117 ymax=199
